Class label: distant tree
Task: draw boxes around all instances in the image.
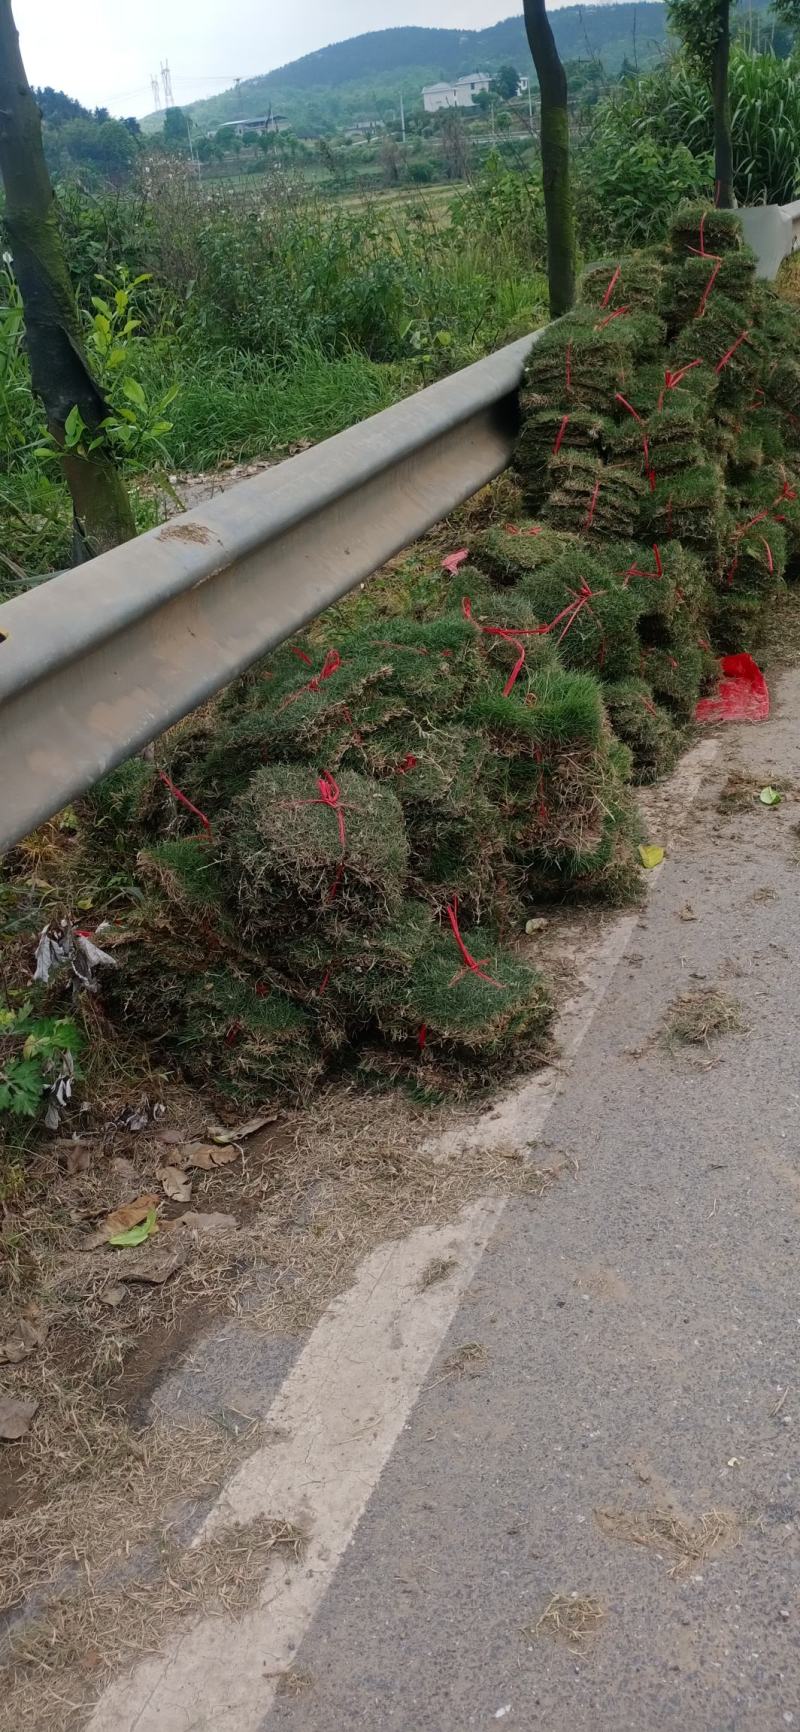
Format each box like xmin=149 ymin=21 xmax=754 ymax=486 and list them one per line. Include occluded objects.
xmin=93 ymin=105 xmax=110 ymax=123
xmin=379 ymin=133 xmax=402 ymax=184
xmin=495 ymin=109 xmax=512 ymax=131
xmin=473 ymin=89 xmax=492 ymax=114
xmin=666 ymin=0 xmax=733 ymax=205
xmin=162 ymin=105 xmax=188 ymax=148
xmin=33 ymin=85 xmax=90 ymax=124
xmin=493 ymin=64 xmax=521 ymax=99
xmin=440 ymin=108 xmax=470 ymax=180
xmin=122 ymin=115 xmax=141 ymax=136
xmin=0 ymin=0 xmax=134 ymax=557
xmin=57 ymin=116 xmax=137 ymax=179
xmin=523 ymin=0 xmax=576 ymax=315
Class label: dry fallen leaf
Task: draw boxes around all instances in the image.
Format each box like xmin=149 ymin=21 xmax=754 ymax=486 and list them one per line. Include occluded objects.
xmin=178 ymin=1211 xmax=238 ymax=1237
xmin=679 ymin=904 xmax=698 ymax=922
xmin=170 ymin=1142 xmax=241 ymax=1172
xmin=99 ymin=1284 xmax=127 ymax=1309
xmin=64 ymin=1141 xmax=91 ymax=1176
xmin=157 ymin=1166 xmax=192 ymax=1202
xmin=0 ymin=1312 xmax=48 ymax=1366
xmin=158 ymin=1127 xmax=190 ymax=1147
xmin=207 ymin=1114 xmax=276 ymax=1145
xmin=115 ymin=1240 xmax=189 ymax=1285
xmin=101 ymin=1193 xmax=160 ymax=1239
xmin=0 ymin=1394 xmax=38 ymax=1441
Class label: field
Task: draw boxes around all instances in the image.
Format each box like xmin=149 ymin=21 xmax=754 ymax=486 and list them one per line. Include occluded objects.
xmin=0 ymin=160 xmax=548 ymax=592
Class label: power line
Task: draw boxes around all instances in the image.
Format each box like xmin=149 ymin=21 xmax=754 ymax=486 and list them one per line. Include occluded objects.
xmin=160 ymin=59 xmax=175 ymax=108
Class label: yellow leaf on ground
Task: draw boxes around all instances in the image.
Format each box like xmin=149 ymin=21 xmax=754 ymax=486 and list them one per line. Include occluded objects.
xmin=639 ymin=844 xmax=665 ymax=870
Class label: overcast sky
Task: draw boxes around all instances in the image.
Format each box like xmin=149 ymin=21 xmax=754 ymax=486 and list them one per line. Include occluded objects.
xmin=14 ymin=0 xmax=596 ymax=115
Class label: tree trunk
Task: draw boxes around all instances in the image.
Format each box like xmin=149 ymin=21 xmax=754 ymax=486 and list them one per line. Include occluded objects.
xmin=523 ymin=0 xmax=576 ymax=317
xmin=711 ymin=0 xmax=734 ymax=207
xmin=0 ymin=0 xmax=135 ymax=559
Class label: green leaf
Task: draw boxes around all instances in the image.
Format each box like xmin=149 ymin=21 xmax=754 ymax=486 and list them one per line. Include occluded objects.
xmin=759 ymin=785 xmax=781 ymax=806
xmin=150 ymin=420 xmax=173 ymax=436
xmin=64 ymin=404 xmax=84 ymax=448
xmin=108 ymin=1208 xmax=157 ymax=1248
xmin=121 ymin=377 xmax=146 ymax=410
xmin=91 ymin=295 xmax=112 ymax=317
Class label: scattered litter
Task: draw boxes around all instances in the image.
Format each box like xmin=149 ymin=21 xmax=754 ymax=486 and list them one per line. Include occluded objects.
xmin=157 ymin=1166 xmax=193 ymax=1202
xmin=664 ymin=988 xmax=744 ymax=1047
xmin=33 ymin=919 xmax=117 ymax=991
xmin=169 ymin=1141 xmax=242 ymax=1172
xmin=678 ymin=904 xmax=697 ymax=921
xmin=0 ymin=1393 xmax=38 ymax=1440
xmin=108 ymin=1207 xmax=158 ymax=1249
xmin=208 ymin=1113 xmax=278 ymax=1144
xmin=525 ymin=917 xmax=549 ymax=935
xmin=696 ymin=653 xmax=769 ymax=724
xmin=178 ymin=1210 xmax=238 ymax=1237
xmin=639 ymin=844 xmax=664 ymax=869
xmin=528 ymin=1592 xmax=605 ymax=1648
xmin=494 ymin=1708 xmax=512 ymax=1721
xmin=760 ymin=785 xmax=782 ymax=806
xmin=595 ymin=1505 xmax=740 ymax=1574
xmin=441 ymin=548 xmax=468 ymax=574
xmin=112 ymin=1098 xmax=166 ymax=1133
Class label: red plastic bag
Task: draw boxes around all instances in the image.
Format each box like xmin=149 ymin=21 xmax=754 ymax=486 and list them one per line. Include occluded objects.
xmin=696 ymin=653 xmax=769 ymax=724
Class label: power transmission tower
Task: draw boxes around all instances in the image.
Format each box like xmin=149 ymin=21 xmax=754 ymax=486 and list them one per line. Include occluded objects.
xmin=150 ymin=74 xmax=162 ymax=111
xmin=160 ymin=60 xmax=174 ymax=109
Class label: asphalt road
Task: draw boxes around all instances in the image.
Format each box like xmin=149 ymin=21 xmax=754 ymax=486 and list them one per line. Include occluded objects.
xmin=260 ymin=670 xmax=800 ymax=1732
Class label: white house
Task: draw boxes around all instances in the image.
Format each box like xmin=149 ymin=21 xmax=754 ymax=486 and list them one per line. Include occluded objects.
xmin=421 ymin=73 xmax=491 ymax=113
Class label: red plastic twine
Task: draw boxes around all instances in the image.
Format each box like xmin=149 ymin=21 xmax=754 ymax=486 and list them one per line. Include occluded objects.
xmin=158 ymin=771 xmax=213 ymax=842
xmin=622 ymin=544 xmax=663 ymax=584
xmin=461 ymin=595 xmax=536 ymax=697
xmin=283 ymin=770 xmax=349 ymax=902
xmin=696 ymin=258 xmax=721 ymax=319
xmin=552 ymin=413 xmax=570 ymax=455
xmin=657 ymin=359 xmax=703 ymax=411
xmin=582 ymin=478 xmax=601 ymax=531
xmin=600 ymin=264 xmax=621 ymax=307
xmin=615 ymin=391 xmax=653 ymax=483
xmin=595 ymin=306 xmax=631 ymax=330
xmin=289 ymin=645 xmax=313 ymax=665
xmin=504 ymin=523 xmax=541 ymax=536
xmin=716 ymin=331 xmax=750 ymax=373
xmin=445 ymin=897 xmax=506 ymax=990
xmin=279 ymin=648 xmax=341 ymax=711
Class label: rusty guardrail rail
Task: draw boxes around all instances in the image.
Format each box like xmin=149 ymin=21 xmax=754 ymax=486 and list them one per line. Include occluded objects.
xmin=0 ymin=333 xmax=535 ymax=856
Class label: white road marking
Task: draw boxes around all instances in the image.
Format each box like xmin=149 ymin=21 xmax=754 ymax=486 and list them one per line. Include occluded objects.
xmin=87 ymin=736 xmax=720 ymax=1732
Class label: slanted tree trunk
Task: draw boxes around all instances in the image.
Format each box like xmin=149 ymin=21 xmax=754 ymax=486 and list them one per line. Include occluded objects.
xmin=523 ymin=0 xmax=576 ymax=317
xmin=711 ymin=0 xmax=734 ymax=207
xmin=0 ymin=0 xmax=134 ymax=559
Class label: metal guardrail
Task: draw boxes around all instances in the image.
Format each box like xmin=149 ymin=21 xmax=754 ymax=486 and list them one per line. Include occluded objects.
xmin=0 ymin=332 xmax=534 ymax=855
xmin=1 ymin=196 xmax=797 ymax=858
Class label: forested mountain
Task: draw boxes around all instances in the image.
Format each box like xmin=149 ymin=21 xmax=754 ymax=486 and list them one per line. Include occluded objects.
xmin=144 ymin=9 xmax=672 ymax=134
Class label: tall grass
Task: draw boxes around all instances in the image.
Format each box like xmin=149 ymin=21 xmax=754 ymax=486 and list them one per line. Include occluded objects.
xmin=0 ymin=164 xmax=548 ymax=584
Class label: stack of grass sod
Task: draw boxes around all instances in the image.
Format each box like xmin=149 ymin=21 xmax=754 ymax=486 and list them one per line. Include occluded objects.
xmin=659 ymin=204 xmax=800 ymax=649
xmin=86 ymin=630 xmax=555 ymax=1096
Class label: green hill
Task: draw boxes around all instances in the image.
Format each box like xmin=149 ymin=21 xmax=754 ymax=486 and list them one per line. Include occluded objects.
xmin=145 ymin=9 xmax=671 ymax=136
